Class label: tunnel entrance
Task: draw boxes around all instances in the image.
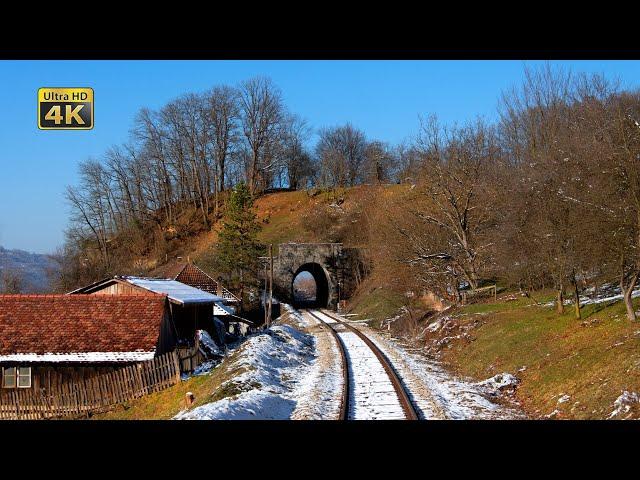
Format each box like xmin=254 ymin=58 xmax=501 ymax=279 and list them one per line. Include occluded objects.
xmin=291 ymin=263 xmax=330 ymax=308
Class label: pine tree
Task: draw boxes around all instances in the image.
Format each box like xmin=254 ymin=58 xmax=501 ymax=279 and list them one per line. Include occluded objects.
xmin=213 ymin=182 xmax=265 ymax=308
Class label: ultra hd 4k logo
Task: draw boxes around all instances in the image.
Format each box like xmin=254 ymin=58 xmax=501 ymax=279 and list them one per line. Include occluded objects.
xmin=38 ymin=88 xmax=93 ymax=130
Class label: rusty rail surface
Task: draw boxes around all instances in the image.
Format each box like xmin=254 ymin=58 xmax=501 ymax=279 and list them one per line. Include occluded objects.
xmin=307 ymin=309 xmax=419 ymax=420
xmin=305 ymin=309 xmax=349 ymax=421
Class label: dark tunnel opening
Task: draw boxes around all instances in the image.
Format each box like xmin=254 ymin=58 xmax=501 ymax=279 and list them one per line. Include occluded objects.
xmin=291 ymin=263 xmax=330 ymax=308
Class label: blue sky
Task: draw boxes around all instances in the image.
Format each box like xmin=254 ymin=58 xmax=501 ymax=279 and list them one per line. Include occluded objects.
xmin=1 ymin=60 xmax=639 ymax=254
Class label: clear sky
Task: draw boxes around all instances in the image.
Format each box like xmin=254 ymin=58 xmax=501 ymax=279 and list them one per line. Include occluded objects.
xmin=1 ymin=60 xmax=639 ymax=254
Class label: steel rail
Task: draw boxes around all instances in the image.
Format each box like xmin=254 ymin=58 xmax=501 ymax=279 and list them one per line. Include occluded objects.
xmin=317 ymin=309 xmax=420 ymax=420
xmin=305 ymin=309 xmax=349 ymax=420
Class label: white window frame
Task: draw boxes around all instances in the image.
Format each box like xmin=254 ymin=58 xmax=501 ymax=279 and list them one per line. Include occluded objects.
xmin=17 ymin=367 xmax=32 ymax=388
xmin=2 ymin=367 xmax=16 ymax=388
xmin=2 ymin=366 xmax=31 ymax=388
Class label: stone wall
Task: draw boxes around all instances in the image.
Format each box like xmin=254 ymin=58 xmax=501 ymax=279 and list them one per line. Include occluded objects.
xmin=270 ymin=243 xmax=365 ymax=309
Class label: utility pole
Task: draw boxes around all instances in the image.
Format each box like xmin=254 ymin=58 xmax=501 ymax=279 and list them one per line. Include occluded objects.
xmin=263 ymin=262 xmax=268 ymax=328
xmin=267 ymin=244 xmax=274 ymax=328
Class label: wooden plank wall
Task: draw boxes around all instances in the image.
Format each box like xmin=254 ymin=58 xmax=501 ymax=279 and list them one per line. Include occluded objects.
xmin=0 ymin=351 xmax=182 ymax=420
xmin=176 ymin=344 xmax=205 ymax=374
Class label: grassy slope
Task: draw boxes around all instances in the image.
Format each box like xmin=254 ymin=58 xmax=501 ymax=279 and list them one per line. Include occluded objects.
xmin=190 ymin=185 xmax=395 ymax=264
xmin=347 ymin=277 xmax=408 ymax=326
xmin=190 ymin=189 xmax=329 ymax=262
xmin=437 ymin=294 xmax=640 ymax=419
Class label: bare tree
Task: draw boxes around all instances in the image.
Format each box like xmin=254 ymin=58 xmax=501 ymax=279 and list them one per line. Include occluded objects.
xmin=280 ymin=114 xmax=313 ymax=189
xmin=316 ymin=123 xmax=367 ymax=187
xmin=207 ymin=85 xmax=241 ymax=199
xmin=0 ymin=268 xmax=24 ymax=293
xmin=411 ymin=116 xmax=499 ymax=290
xmin=238 ymin=77 xmax=284 ymax=193
xmin=364 ymin=140 xmax=396 ymax=184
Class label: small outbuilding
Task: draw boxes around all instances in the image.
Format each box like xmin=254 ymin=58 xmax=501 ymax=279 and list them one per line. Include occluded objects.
xmin=68 ymin=276 xmax=228 ymax=346
xmin=151 ymin=262 xmax=240 ymax=309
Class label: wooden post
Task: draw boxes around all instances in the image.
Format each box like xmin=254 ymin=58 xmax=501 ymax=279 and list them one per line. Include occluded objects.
xmin=172 ymin=351 xmax=182 ymax=384
xmin=268 ymin=244 xmax=273 ymax=328
xmin=264 ymin=262 xmax=268 ymax=328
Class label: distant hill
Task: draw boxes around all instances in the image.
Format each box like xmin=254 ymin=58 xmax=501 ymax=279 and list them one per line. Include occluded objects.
xmin=0 ymin=246 xmax=57 ymax=293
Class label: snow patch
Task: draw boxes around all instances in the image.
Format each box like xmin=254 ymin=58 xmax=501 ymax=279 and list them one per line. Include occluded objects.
xmin=175 ymin=324 xmax=317 ymax=420
xmin=283 ymin=303 xmax=314 ymax=327
xmin=541 ymin=283 xmax=640 ymax=309
xmin=608 ymin=391 xmax=640 ymax=419
xmin=198 ymin=330 xmax=223 ymax=357
xmin=475 ymin=373 xmax=520 ymax=397
xmin=176 ymin=390 xmax=296 ymax=420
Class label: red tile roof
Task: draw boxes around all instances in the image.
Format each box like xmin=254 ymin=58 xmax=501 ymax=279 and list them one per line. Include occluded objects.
xmin=152 ymin=262 xmax=188 ymax=281
xmin=174 ymin=263 xmax=219 ymax=295
xmin=0 ymin=294 xmax=167 ymax=358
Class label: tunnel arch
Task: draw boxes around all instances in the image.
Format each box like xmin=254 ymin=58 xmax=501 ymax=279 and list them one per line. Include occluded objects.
xmin=291 ymin=262 xmax=331 ymax=308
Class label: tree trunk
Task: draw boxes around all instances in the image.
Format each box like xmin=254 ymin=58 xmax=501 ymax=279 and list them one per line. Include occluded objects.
xmin=621 ymin=271 xmax=639 ymax=322
xmin=239 ymin=269 xmax=245 ymax=313
xmin=624 ymin=288 xmax=636 ymax=322
xmin=573 ymin=282 xmax=581 ymax=320
xmin=556 ymin=288 xmax=564 ymax=315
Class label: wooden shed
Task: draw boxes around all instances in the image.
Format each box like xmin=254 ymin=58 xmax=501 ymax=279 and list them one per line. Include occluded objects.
xmin=69 ymin=276 xmax=228 ymax=347
xmin=151 ymin=261 xmax=240 ymax=307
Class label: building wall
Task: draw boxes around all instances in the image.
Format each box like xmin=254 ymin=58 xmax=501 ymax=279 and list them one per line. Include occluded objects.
xmin=89 ymin=283 xmax=146 ymax=295
xmin=0 ymin=363 xmax=132 ymax=391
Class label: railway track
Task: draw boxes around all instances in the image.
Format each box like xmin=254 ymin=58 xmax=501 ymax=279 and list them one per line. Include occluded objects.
xmin=305 ymin=309 xmax=420 ymax=420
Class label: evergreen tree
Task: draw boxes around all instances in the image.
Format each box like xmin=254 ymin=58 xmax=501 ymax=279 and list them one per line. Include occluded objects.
xmin=213 ymin=182 xmax=265 ymax=308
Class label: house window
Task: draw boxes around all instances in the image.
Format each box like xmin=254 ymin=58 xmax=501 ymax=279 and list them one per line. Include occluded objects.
xmin=2 ymin=367 xmax=31 ymax=388
xmin=18 ymin=367 xmax=32 ymax=388
xmin=2 ymin=367 xmax=16 ymax=388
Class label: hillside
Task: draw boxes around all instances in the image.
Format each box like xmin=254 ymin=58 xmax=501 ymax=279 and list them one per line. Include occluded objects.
xmin=0 ymin=246 xmax=57 ymax=292
xmin=85 ymin=185 xmax=640 ymax=420
xmin=162 ymin=185 xmax=404 ymax=273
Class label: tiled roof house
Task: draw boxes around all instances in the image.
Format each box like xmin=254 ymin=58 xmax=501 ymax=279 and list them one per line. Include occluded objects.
xmin=0 ymin=294 xmax=176 ymax=391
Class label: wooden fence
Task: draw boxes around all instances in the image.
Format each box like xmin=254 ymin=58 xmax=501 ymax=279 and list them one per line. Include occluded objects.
xmin=461 ymin=285 xmax=498 ymax=304
xmin=0 ymin=351 xmax=181 ymax=420
xmin=176 ymin=344 xmax=205 ymax=374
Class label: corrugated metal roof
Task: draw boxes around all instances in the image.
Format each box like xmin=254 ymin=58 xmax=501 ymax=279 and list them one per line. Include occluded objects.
xmin=123 ymin=277 xmax=223 ymax=305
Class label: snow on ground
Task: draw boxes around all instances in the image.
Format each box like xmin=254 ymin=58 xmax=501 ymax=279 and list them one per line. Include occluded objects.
xmin=175 ymin=305 xmax=342 ymax=420
xmin=289 ymin=309 xmax=343 ymax=420
xmin=176 ymin=304 xmax=523 ymax=420
xmin=338 ymin=330 xmax=406 ymax=420
xmin=175 ymin=324 xmax=317 ymax=420
xmin=540 ymin=283 xmax=640 ymax=308
xmin=345 ymin=318 xmax=525 ymax=419
xmin=198 ymin=330 xmax=223 ymax=356
xmin=608 ymin=391 xmax=640 ymax=419
xmin=283 ymin=303 xmax=315 ymax=328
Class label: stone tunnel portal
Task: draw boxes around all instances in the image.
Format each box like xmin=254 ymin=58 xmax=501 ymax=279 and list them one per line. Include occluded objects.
xmin=269 ymin=243 xmax=366 ymax=310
